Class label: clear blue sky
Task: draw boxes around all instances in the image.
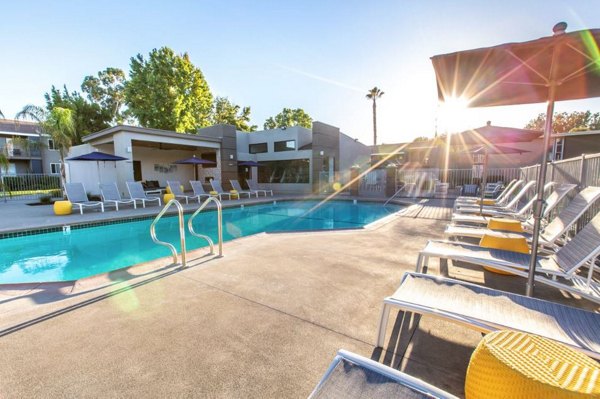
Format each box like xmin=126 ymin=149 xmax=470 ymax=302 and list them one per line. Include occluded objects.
xmin=1 ymin=0 xmax=599 ymax=144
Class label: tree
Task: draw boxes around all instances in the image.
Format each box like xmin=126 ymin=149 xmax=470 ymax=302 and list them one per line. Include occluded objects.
xmin=263 ymin=108 xmax=312 ymax=130
xmin=81 ymin=67 xmax=129 ymax=124
xmin=211 ymin=96 xmax=257 ymax=132
xmin=125 ymin=47 xmax=213 ymax=133
xmin=15 ymin=105 xmax=76 ymax=189
xmin=45 ymin=85 xmax=110 ymax=144
xmin=366 ymin=87 xmax=384 ymax=146
xmin=525 ymin=110 xmax=600 ymax=133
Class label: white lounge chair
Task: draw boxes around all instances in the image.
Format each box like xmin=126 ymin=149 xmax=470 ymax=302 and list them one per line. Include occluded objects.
xmin=376 ymin=272 xmax=600 ymax=360
xmin=99 ymin=183 xmax=137 ymax=211
xmin=445 ymin=184 xmax=586 ymax=249
xmin=166 ymin=180 xmax=194 ymax=204
xmin=309 ymin=349 xmax=458 ymax=399
xmin=454 ymin=180 xmax=537 ymax=214
xmin=433 ymin=182 xmax=449 ymax=198
xmin=416 ymin=210 xmax=600 ymax=303
xmin=189 ymin=181 xmax=212 ymax=202
xmin=247 ymin=179 xmax=273 ymax=196
xmin=209 ymin=180 xmax=233 ymax=200
xmin=126 ymin=181 xmax=162 ymax=208
xmin=455 ymin=179 xmax=520 ymax=205
xmin=230 ymin=179 xmax=256 ymax=198
xmin=64 ymin=183 xmax=104 ymax=214
xmin=451 ymin=182 xmax=557 ymax=226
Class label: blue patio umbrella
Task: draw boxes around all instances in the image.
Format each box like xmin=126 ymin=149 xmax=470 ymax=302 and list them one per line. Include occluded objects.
xmin=66 ymin=151 xmax=129 ymax=184
xmin=238 ymin=161 xmax=263 ymax=167
xmin=173 ymin=155 xmax=216 ymax=180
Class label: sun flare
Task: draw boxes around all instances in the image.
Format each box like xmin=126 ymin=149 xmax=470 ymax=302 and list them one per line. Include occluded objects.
xmin=438 ymin=96 xmax=470 ymax=134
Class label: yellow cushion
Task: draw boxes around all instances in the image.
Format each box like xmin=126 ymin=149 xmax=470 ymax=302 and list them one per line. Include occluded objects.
xmin=479 ymin=234 xmax=529 ymax=275
xmin=466 ymin=330 xmax=600 ymax=399
xmin=476 ymin=198 xmax=496 ymax=206
xmin=487 ymin=218 xmax=524 ymax=233
xmin=53 ymin=200 xmax=72 ymax=215
xmin=163 ymin=193 xmax=175 ymax=203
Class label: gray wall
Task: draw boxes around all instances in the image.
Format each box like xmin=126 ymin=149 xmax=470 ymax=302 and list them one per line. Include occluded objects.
xmin=311 ymin=122 xmax=340 ymax=193
xmin=41 ymin=136 xmax=61 ymax=174
xmin=198 ymin=124 xmax=238 ymax=190
xmin=339 ymin=133 xmax=371 ymax=184
xmin=562 ymin=136 xmax=600 ymax=160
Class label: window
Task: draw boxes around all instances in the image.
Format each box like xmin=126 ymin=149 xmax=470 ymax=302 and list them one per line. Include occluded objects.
xmin=48 ymin=139 xmax=56 ymax=150
xmin=274 ymin=140 xmax=295 ymax=152
xmin=257 ymin=159 xmax=310 ymax=184
xmin=249 ymin=143 xmax=268 ymax=154
xmin=50 ymin=163 xmax=61 ymax=174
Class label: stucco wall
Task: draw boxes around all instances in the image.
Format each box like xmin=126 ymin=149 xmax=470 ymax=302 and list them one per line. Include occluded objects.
xmin=339 ymin=133 xmax=371 ymax=184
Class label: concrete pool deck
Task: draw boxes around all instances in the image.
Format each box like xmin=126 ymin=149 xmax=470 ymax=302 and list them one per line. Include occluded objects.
xmin=0 ymin=198 xmax=597 ymax=398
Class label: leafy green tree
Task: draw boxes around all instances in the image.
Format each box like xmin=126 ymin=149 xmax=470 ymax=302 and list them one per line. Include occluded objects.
xmin=263 ymin=108 xmax=312 ymax=130
xmin=366 ymin=87 xmax=384 ymax=146
xmin=81 ymin=67 xmax=129 ymax=124
xmin=45 ymin=85 xmax=110 ymax=144
xmin=211 ymin=96 xmax=256 ymax=132
xmin=125 ymin=47 xmax=213 ymax=132
xmin=525 ymin=111 xmax=600 ymax=133
xmin=16 ymin=105 xmax=76 ymax=189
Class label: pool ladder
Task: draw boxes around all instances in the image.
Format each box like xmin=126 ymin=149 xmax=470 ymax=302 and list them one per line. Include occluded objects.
xmin=150 ymin=197 xmax=223 ymax=267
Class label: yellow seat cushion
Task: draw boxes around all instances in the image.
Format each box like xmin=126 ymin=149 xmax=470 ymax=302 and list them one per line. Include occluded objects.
xmin=487 ymin=218 xmax=524 ymax=233
xmin=479 ymin=234 xmax=529 ymax=275
xmin=466 ymin=330 xmax=600 ymax=399
xmin=53 ymin=200 xmax=72 ymax=215
xmin=476 ymin=198 xmax=496 ymax=206
xmin=163 ymin=193 xmax=175 ymax=203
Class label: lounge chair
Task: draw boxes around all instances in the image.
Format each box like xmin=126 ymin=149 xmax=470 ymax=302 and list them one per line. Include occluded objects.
xmin=433 ymin=182 xmax=449 ymax=198
xmin=247 ymin=179 xmax=273 ymax=196
xmin=454 ymin=180 xmax=537 ymax=214
xmin=230 ymin=179 xmax=256 ymax=198
xmin=189 ymin=180 xmax=212 ymax=202
xmin=376 ymin=272 xmax=600 ymax=360
xmin=451 ymin=182 xmax=558 ymax=226
xmin=416 ymin=209 xmax=600 ymax=303
xmin=209 ymin=180 xmax=233 ymax=200
xmin=460 ymin=184 xmax=479 ymax=197
xmin=309 ymin=349 xmax=458 ymax=399
xmin=99 ymin=183 xmax=137 ymax=211
xmin=483 ymin=182 xmax=503 ymax=198
xmin=64 ymin=182 xmax=104 ymax=214
xmin=445 ymin=183 xmax=585 ymax=248
xmin=455 ymin=179 xmax=520 ymax=205
xmin=126 ymin=181 xmax=162 ymax=208
xmin=166 ymin=181 xmax=194 ymax=204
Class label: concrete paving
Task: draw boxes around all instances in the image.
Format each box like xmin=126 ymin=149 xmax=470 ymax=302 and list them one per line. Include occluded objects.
xmin=0 ymin=200 xmax=597 ymax=398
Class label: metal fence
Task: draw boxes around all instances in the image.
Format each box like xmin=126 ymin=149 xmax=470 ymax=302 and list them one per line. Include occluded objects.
xmin=1 ymin=174 xmax=62 ymax=201
xmin=359 ymin=169 xmax=386 ymax=197
xmin=396 ymin=167 xmax=521 ymax=191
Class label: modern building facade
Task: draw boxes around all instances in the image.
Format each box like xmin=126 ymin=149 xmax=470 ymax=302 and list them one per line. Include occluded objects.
xmin=0 ymin=119 xmax=60 ymax=174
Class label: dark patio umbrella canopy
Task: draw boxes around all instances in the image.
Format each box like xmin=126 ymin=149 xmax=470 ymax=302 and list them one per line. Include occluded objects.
xmin=238 ymin=161 xmax=262 ymax=167
xmin=431 ymin=22 xmax=600 ymax=297
xmin=67 ymin=151 xmax=128 ymax=161
xmin=173 ymin=155 xmax=216 ymax=181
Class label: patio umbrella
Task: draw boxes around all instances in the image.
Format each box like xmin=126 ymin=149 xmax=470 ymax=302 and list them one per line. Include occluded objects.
xmin=237 ymin=161 xmax=263 ymax=167
xmin=173 ymin=155 xmax=216 ymax=181
xmin=66 ymin=151 xmax=129 ymax=184
xmin=431 ymin=22 xmax=600 ymax=296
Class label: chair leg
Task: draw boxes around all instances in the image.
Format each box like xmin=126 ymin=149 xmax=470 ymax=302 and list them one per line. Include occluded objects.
xmin=376 ymin=303 xmax=392 ymax=347
xmin=416 ymin=253 xmax=424 ymax=273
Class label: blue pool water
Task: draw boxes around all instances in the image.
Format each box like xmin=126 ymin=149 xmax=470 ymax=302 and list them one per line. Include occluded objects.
xmin=0 ymin=200 xmax=402 ymax=283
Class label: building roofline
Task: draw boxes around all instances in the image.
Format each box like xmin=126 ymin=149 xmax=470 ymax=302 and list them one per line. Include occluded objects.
xmin=83 ymin=125 xmax=222 ymax=143
xmin=551 ymin=130 xmax=600 ymax=138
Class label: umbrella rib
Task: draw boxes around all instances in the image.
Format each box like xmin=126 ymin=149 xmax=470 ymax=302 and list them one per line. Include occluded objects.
xmin=505 ymin=49 xmax=550 ymax=84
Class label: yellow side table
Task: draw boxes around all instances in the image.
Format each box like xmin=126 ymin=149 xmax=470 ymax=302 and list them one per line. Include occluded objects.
xmin=466 ymin=330 xmax=600 ymax=398
xmin=209 ymin=190 xmax=219 ymax=197
xmin=230 ymin=189 xmax=239 ymax=199
xmin=163 ymin=193 xmax=175 ymax=203
xmin=53 ymin=200 xmax=72 ymax=215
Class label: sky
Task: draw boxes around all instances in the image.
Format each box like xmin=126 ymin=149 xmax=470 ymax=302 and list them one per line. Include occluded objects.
xmin=1 ymin=0 xmax=600 ymax=145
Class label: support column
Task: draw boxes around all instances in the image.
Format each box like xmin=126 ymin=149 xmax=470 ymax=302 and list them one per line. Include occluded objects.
xmin=113 ymin=133 xmax=134 ymax=196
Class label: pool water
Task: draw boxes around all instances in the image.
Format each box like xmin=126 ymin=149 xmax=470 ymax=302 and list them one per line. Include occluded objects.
xmin=0 ymin=200 xmax=401 ymax=283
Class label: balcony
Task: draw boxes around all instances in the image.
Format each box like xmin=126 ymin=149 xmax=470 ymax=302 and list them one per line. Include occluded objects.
xmin=0 ymin=145 xmax=42 ymax=159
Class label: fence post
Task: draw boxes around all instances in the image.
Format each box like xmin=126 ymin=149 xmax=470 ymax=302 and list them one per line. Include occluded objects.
xmin=549 ymin=160 xmax=555 ymax=182
xmin=579 ymin=153 xmax=587 ymax=188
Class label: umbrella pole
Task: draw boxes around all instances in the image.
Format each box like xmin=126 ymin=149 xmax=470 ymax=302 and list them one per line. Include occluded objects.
xmin=526 ymin=95 xmax=556 ymax=296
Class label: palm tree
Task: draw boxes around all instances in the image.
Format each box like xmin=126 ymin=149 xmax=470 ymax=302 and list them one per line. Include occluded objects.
xmin=16 ymin=105 xmax=75 ymax=190
xmin=366 ymin=87 xmax=384 ymax=145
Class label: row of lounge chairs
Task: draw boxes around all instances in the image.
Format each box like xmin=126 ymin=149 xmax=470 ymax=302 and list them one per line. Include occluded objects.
xmin=312 ymin=178 xmax=600 ymax=397
xmin=63 ymin=179 xmax=273 ymax=214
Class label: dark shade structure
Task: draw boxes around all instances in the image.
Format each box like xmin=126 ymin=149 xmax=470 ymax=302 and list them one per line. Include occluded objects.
xmin=449 ymin=124 xmax=542 ymax=145
xmin=173 ymin=155 xmax=216 ymax=180
xmin=238 ymin=161 xmax=262 ymax=167
xmin=431 ymin=22 xmax=600 ymax=297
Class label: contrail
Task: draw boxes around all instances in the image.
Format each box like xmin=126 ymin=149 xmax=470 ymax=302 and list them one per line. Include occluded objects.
xmin=276 ymin=64 xmax=365 ymax=93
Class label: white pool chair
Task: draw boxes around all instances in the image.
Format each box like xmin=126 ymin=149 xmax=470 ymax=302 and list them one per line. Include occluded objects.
xmin=64 ymin=182 xmax=104 ymax=214
xmin=416 ymin=210 xmax=600 ymax=304
xmin=309 ymin=349 xmax=458 ymax=399
xmin=247 ymin=179 xmax=273 ymax=196
xmin=99 ymin=183 xmax=136 ymax=211
xmin=189 ymin=181 xmax=212 ymax=202
xmin=376 ymin=272 xmax=600 ymax=360
xmin=166 ymin=181 xmax=194 ymax=204
xmin=209 ymin=180 xmax=233 ymax=200
xmin=455 ymin=179 xmax=520 ymax=205
xmin=454 ymin=180 xmax=536 ymax=214
xmin=230 ymin=179 xmax=256 ymax=198
xmin=126 ymin=181 xmax=162 ymax=208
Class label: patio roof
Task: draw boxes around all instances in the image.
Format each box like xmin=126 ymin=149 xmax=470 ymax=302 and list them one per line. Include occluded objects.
xmin=82 ymin=125 xmax=222 ymax=145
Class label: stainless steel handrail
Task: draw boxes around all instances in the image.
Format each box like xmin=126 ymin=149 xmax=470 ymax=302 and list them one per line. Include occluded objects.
xmin=383 ymin=183 xmax=406 ymax=206
xmin=188 ymin=196 xmax=223 ymax=257
xmin=150 ymin=199 xmax=187 ymax=267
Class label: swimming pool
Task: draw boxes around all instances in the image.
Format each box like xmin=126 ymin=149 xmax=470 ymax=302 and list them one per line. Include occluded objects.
xmin=0 ymin=200 xmax=402 ymax=284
